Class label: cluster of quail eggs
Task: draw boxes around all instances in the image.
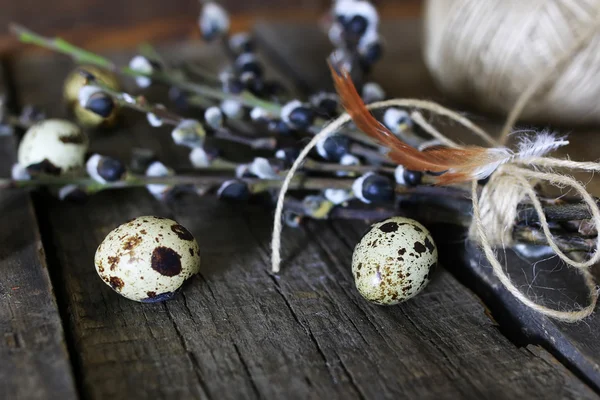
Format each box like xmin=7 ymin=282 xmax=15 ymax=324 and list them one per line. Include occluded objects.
xmin=352 ymin=216 xmax=438 ymax=305
xmin=14 ymin=65 xmax=122 ymax=181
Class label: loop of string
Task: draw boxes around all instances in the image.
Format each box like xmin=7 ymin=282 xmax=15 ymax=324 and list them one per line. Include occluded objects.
xmin=270 ymin=97 xmax=600 ymax=321
xmin=471 ymin=178 xmax=599 ymax=322
xmin=271 ymin=99 xmax=495 ymax=273
xmin=270 ymin=16 xmax=600 ymax=321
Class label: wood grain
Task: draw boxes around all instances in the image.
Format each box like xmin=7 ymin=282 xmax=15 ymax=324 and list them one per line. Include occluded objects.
xmin=6 ymin=21 xmax=599 ymax=399
xmin=256 ymin=19 xmax=600 ymax=393
xmin=0 ymin=65 xmax=78 ymax=399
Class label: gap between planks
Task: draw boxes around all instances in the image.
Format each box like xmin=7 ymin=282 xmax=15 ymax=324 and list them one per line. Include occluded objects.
xmin=0 ymin=58 xmax=79 ymax=400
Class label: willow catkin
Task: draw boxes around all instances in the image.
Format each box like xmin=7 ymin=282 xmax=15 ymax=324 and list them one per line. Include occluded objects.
xmin=423 ymin=0 xmax=600 ymax=126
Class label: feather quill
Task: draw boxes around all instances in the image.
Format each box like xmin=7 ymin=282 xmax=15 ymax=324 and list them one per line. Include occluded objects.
xmin=330 ymin=63 xmax=510 ymax=184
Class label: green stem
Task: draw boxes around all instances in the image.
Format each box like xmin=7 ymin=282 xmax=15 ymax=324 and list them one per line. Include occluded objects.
xmin=10 ymin=23 xmax=282 ymax=114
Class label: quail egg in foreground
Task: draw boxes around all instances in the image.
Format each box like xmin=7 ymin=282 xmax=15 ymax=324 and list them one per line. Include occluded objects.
xmin=352 ymin=216 xmax=437 ymax=305
xmin=18 ymin=119 xmax=88 ymax=176
xmin=94 ymin=216 xmax=201 ymax=302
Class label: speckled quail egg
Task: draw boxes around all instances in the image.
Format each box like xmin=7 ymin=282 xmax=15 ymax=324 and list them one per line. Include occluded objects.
xmin=95 ymin=216 xmax=201 ymax=302
xmin=352 ymin=216 xmax=437 ymax=305
xmin=63 ymin=65 xmax=121 ymax=128
xmin=18 ymin=119 xmax=88 ymax=176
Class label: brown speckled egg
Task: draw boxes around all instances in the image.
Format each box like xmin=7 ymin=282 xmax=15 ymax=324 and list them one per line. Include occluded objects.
xmin=352 ymin=216 xmax=437 ymax=305
xmin=94 ymin=216 xmax=201 ymax=302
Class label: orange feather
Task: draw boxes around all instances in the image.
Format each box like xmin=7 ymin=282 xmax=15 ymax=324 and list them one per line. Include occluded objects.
xmin=329 ymin=63 xmax=503 ymax=184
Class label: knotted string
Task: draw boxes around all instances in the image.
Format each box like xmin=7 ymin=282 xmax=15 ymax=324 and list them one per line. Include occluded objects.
xmin=270 ymin=17 xmax=600 ymax=321
xmin=471 ymin=163 xmax=600 ymax=321
xmin=271 ymin=98 xmax=600 ymax=321
xmin=271 ymin=99 xmax=494 ymax=273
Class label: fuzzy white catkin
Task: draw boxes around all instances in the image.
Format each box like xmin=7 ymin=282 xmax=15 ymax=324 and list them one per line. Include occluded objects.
xmin=423 ymin=0 xmax=600 ymax=125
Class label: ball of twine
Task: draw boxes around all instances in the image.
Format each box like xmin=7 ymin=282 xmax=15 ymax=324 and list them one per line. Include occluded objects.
xmin=423 ymin=0 xmax=600 ymax=126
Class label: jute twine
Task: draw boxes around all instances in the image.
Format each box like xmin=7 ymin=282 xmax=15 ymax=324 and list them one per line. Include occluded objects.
xmin=271 ymin=12 xmax=600 ymax=322
xmin=423 ymin=0 xmax=600 ymax=126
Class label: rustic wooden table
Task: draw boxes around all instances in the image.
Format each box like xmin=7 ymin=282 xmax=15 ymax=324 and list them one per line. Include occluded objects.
xmin=2 ymin=19 xmax=600 ymax=400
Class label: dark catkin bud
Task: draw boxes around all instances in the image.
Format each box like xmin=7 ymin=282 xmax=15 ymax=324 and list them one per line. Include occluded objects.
xmin=334 ymin=0 xmax=379 ymax=39
xmin=85 ymin=93 xmax=115 ymax=118
xmin=311 ymin=92 xmax=339 ymax=119
xmin=402 ymin=169 xmax=423 ymax=187
xmin=169 ymin=87 xmax=189 ymax=110
xmin=58 ymin=185 xmax=88 ymax=203
xmin=281 ymin=100 xmax=315 ymax=130
xmin=346 ymin=15 xmax=369 ymax=37
xmin=86 ymin=154 xmax=126 ymax=183
xmin=283 ymin=210 xmax=302 ymax=228
xmin=288 ymin=107 xmax=315 ymax=130
xmin=78 ymin=85 xmax=116 ymax=120
xmin=217 ymin=180 xmax=250 ymax=201
xmin=275 ymin=147 xmax=300 ymax=167
xmin=244 ymin=75 xmax=266 ymax=96
xmin=97 ymin=157 xmax=126 ymax=182
xmin=336 ymin=14 xmax=349 ymax=28
xmin=199 ymin=2 xmax=230 ymax=41
xmin=229 ymin=32 xmax=254 ymax=54
xmin=235 ymin=53 xmax=264 ymax=78
xmin=357 ymin=27 xmax=384 ymax=66
xmin=353 ymin=173 xmax=394 ymax=204
xmin=317 ymin=98 xmax=339 ymax=118
xmin=360 ymin=40 xmax=383 ymax=65
xmin=268 ymin=120 xmax=293 ymax=135
xmin=317 ymin=135 xmax=350 ymax=162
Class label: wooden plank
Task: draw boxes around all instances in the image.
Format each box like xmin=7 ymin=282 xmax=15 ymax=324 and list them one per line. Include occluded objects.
xmin=11 ymin=43 xmax=365 ymax=400
xmin=10 ymin=27 xmax=598 ymax=400
xmin=0 ymin=64 xmax=78 ymax=398
xmin=256 ymin=19 xmax=600 ymax=392
xmin=0 ymin=1 xmax=422 ymax=55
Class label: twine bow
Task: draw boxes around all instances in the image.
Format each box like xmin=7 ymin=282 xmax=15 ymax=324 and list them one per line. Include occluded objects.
xmin=271 ymin=15 xmax=600 ymax=322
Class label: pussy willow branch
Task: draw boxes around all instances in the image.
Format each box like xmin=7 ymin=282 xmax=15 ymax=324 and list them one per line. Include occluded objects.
xmin=11 ymin=24 xmax=407 ymax=161
xmin=10 ymin=24 xmax=281 ymax=114
xmin=0 ymin=174 xmax=354 ymax=193
xmin=88 ymin=79 xmax=277 ymax=150
xmin=516 ymin=202 xmax=599 ymax=223
xmin=3 ymin=168 xmax=594 ymax=225
xmin=302 ymin=158 xmax=396 ymax=175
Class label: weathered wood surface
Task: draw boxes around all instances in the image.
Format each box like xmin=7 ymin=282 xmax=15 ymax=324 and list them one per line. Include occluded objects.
xmin=256 ymin=19 xmax=600 ymax=392
xmin=0 ymin=66 xmax=78 ymax=399
xmin=3 ymin=21 xmax=599 ymax=399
